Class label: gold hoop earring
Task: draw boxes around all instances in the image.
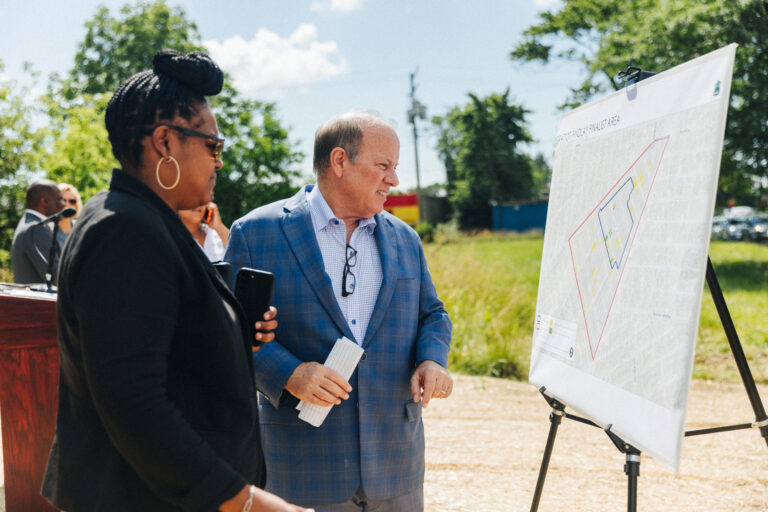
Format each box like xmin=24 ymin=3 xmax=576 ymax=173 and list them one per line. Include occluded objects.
xmin=155 ymin=156 xmax=181 ymax=190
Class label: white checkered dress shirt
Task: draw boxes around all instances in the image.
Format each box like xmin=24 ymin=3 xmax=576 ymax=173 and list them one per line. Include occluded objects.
xmin=307 ymin=185 xmax=383 ymax=344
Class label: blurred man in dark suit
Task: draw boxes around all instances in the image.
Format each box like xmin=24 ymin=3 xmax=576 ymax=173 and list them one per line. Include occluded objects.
xmin=11 ymin=179 xmax=65 ymax=284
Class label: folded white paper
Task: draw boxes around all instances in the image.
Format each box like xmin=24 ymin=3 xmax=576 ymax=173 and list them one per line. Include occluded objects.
xmin=296 ymin=336 xmax=364 ymax=427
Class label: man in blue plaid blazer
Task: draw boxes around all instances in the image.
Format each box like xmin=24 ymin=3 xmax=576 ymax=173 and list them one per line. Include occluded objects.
xmin=224 ymin=112 xmax=452 ymax=511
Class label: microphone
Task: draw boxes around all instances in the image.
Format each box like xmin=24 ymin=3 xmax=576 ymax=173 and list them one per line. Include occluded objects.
xmin=34 ymin=207 xmax=77 ymax=227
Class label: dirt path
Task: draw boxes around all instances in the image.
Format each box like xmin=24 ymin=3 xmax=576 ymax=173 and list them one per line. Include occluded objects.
xmin=423 ymin=376 xmax=767 ymax=511
xmin=2 ymin=375 xmax=766 ymax=511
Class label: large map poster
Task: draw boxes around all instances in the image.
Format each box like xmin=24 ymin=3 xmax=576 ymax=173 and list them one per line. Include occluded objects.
xmin=529 ymin=45 xmax=736 ymax=469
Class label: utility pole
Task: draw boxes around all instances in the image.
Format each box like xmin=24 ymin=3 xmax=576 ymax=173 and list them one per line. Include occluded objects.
xmin=407 ymin=69 xmax=427 ymax=221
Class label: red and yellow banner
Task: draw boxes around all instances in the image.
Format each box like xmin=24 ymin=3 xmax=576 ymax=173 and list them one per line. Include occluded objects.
xmin=384 ymin=194 xmax=419 ymax=225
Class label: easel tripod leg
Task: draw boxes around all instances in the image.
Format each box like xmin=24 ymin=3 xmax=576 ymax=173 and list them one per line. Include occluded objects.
xmin=706 ymin=257 xmax=768 ymax=446
xmin=625 ymin=452 xmax=640 ymax=512
xmin=530 ymin=404 xmax=564 ymax=512
xmin=605 ymin=427 xmax=641 ymax=512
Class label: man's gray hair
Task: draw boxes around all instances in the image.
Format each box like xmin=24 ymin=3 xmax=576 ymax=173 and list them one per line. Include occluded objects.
xmin=313 ymin=111 xmax=395 ymax=176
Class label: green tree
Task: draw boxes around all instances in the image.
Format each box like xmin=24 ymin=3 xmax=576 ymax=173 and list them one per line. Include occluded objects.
xmin=37 ymin=94 xmax=117 ymax=198
xmin=67 ymin=2 xmax=202 ymax=98
xmin=432 ymin=90 xmax=535 ymax=229
xmin=212 ymin=84 xmax=303 ymax=224
xmin=530 ymin=152 xmax=552 ymax=199
xmin=0 ymin=61 xmax=43 ymax=267
xmin=48 ymin=0 xmax=302 ymax=224
xmin=510 ymin=0 xmax=768 ymax=206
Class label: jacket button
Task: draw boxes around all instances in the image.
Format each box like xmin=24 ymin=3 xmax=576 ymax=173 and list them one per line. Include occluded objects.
xmin=360 ymin=352 xmax=367 ymax=361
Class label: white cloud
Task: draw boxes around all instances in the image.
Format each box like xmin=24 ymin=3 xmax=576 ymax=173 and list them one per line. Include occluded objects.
xmin=532 ymin=0 xmax=562 ymax=10
xmin=204 ymin=23 xmax=349 ymax=97
xmin=310 ymin=0 xmax=364 ymax=13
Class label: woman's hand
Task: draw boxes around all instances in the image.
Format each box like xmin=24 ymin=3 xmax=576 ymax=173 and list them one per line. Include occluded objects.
xmin=252 ymin=306 xmax=278 ymax=353
xmin=204 ymin=202 xmax=229 ymax=246
xmin=219 ymin=484 xmax=314 ymax=512
xmin=204 ymin=201 xmax=223 ymax=228
xmin=248 ymin=487 xmax=314 ymax=512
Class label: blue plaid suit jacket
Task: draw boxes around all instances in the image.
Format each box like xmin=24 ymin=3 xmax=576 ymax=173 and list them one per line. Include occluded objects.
xmin=224 ymin=185 xmax=451 ymax=505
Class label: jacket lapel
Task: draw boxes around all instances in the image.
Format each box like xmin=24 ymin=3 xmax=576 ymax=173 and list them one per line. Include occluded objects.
xmin=362 ymin=214 xmax=399 ymax=347
xmin=204 ymin=257 xmax=256 ymax=372
xmin=280 ymin=189 xmax=355 ymax=341
xmin=166 ymin=214 xmax=256 ymax=372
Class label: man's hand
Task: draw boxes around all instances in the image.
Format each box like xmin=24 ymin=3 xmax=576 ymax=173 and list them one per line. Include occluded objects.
xmin=252 ymin=306 xmax=278 ymax=352
xmin=285 ymin=362 xmax=352 ymax=406
xmin=410 ymin=360 xmax=453 ymax=408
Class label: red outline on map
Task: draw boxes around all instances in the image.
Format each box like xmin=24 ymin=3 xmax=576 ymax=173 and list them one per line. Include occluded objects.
xmin=568 ymin=136 xmax=670 ymax=360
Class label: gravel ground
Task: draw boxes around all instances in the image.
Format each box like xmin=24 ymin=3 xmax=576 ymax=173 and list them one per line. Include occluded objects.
xmin=2 ymin=375 xmax=766 ymax=511
xmin=422 ymin=375 xmax=768 ymax=511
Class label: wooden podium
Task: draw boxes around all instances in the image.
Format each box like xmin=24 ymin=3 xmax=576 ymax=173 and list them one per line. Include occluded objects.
xmin=0 ymin=286 xmax=58 ymax=512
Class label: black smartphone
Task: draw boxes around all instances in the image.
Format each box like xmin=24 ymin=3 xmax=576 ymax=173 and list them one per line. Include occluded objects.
xmin=234 ymin=268 xmax=275 ymax=347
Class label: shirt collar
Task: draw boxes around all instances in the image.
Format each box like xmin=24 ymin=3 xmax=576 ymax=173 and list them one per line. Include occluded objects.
xmin=25 ymin=209 xmax=47 ymax=221
xmin=306 ymin=184 xmax=377 ymax=235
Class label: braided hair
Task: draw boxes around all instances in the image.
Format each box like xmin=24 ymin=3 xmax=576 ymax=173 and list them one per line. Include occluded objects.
xmin=105 ymin=49 xmax=224 ymax=168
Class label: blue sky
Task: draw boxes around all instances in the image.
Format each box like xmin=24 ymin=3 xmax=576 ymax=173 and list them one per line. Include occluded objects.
xmin=0 ymin=0 xmax=584 ymax=191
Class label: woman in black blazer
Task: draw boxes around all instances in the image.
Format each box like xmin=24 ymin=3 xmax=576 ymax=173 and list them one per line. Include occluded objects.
xmin=41 ymin=50 xmax=311 ymax=512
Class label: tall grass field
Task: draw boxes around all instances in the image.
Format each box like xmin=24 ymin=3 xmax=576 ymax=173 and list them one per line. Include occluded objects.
xmin=2 ymin=233 xmax=765 ymax=383
xmin=426 ymin=233 xmax=768 ymax=384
